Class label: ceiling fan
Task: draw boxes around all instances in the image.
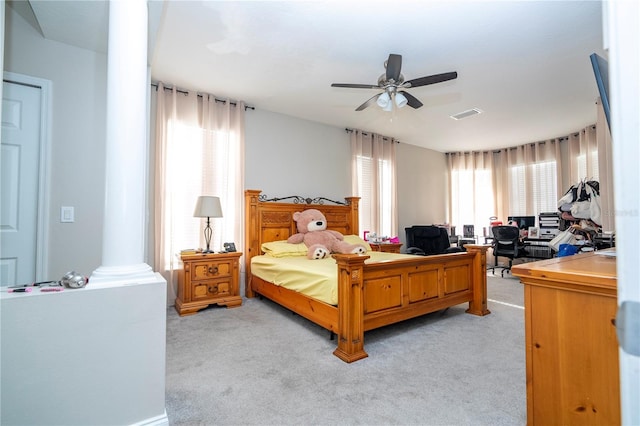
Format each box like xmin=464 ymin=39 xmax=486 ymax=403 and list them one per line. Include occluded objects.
xmin=331 ymin=53 xmax=458 ymax=112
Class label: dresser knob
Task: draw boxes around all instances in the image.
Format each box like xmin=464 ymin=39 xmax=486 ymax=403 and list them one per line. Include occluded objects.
xmin=208 ymin=266 xmax=218 ymax=275
xmin=208 ymin=285 xmax=218 ymax=294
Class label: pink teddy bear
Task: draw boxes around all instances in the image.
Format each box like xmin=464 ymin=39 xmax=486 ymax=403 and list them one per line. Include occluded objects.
xmin=287 ymin=209 xmax=367 ymax=260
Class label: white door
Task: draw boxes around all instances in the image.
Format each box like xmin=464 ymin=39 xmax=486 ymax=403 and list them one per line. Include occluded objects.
xmin=607 ymin=2 xmax=640 ymax=424
xmin=1 ymin=80 xmax=42 ymax=286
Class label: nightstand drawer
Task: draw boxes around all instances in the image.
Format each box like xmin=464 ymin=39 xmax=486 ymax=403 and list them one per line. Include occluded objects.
xmin=192 ymin=280 xmax=231 ymax=301
xmin=191 ymin=260 xmax=232 ymax=281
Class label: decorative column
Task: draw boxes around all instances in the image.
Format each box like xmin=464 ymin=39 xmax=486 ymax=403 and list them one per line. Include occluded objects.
xmin=91 ymin=0 xmax=156 ymax=284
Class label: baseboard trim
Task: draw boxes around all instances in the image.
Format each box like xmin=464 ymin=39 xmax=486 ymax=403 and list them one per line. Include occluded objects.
xmin=131 ymin=410 xmax=169 ymax=426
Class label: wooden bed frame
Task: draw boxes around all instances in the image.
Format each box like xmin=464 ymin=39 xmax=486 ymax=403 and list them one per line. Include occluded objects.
xmin=244 ymin=189 xmax=490 ymax=363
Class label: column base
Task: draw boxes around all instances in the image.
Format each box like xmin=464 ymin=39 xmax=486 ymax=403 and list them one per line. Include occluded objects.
xmin=90 ymin=263 xmax=157 ymax=287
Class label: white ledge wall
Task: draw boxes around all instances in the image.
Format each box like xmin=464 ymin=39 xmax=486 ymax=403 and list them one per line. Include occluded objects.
xmin=0 ymin=279 xmax=167 ymax=425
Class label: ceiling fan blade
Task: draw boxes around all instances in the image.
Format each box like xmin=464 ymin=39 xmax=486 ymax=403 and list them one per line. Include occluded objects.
xmin=386 ymin=54 xmax=402 ymax=82
xmin=355 ymin=93 xmax=380 ymax=111
xmin=405 ymin=71 xmax=458 ymax=88
xmin=399 ymin=91 xmax=423 ymax=109
xmin=331 ymin=83 xmax=380 ymax=89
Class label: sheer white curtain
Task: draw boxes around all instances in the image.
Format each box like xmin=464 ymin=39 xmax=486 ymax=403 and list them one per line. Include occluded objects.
xmin=447 ymin=151 xmax=494 ymax=237
xmin=497 ymin=139 xmax=562 ymax=220
xmin=565 ymin=108 xmax=613 ymax=230
xmin=596 ymin=98 xmax=615 ymax=231
xmin=567 ymin=125 xmax=598 ymax=183
xmin=153 ymin=83 xmax=245 ymax=302
xmin=449 ymin=139 xmax=562 ymax=232
xmin=448 ymin=121 xmax=613 ymax=232
xmin=350 ymin=130 xmax=398 ymax=238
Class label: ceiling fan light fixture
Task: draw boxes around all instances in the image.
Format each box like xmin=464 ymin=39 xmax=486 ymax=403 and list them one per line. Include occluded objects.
xmin=395 ymin=92 xmax=408 ymax=108
xmin=377 ymin=92 xmax=391 ymax=108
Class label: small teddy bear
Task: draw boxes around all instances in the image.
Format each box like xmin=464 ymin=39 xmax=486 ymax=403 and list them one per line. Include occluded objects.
xmin=287 ymin=209 xmax=367 ymax=260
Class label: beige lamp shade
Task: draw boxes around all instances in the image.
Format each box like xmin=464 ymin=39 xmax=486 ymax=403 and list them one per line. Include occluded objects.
xmin=193 ymin=196 xmax=223 ymax=253
xmin=193 ymin=196 xmax=223 ymax=218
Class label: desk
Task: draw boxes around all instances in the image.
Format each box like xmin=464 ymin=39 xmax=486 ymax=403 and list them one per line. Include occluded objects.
xmin=522 ymin=238 xmax=554 ymax=259
xmin=368 ymin=242 xmax=402 ymax=253
xmin=458 ymin=237 xmax=477 ymax=249
xmin=511 ymin=252 xmax=619 ymax=425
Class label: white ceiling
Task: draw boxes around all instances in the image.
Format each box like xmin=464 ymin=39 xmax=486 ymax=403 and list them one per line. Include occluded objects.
xmin=17 ymin=0 xmax=607 ymax=152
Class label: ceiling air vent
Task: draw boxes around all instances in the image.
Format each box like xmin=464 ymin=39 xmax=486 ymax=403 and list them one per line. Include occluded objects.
xmin=450 ymin=108 xmax=483 ymax=120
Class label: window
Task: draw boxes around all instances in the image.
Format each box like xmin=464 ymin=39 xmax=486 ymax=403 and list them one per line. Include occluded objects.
xmin=450 ymin=167 xmax=493 ymax=237
xmin=509 ymin=160 xmax=557 ymax=220
xmin=154 ymin=87 xmax=245 ymax=302
xmin=356 ymin=155 xmax=393 ymax=237
xmin=163 ymin=120 xmax=203 ymax=268
xmin=162 ymin=120 xmax=240 ymax=268
xmin=350 ymin=131 xmax=397 ymax=239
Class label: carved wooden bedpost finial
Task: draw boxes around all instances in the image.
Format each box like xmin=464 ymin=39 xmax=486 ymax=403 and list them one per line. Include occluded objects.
xmin=244 ymin=190 xmax=262 ymax=298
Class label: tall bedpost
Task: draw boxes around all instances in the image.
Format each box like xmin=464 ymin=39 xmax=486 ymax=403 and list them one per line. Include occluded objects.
xmin=244 ymin=189 xmax=261 ymax=298
xmin=345 ymin=197 xmax=360 ymax=236
xmin=465 ymin=245 xmax=491 ymax=316
xmin=332 ymin=253 xmax=369 ymax=363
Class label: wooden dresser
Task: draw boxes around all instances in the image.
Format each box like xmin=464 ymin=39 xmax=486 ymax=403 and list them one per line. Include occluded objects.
xmin=176 ymin=251 xmax=242 ymax=316
xmin=511 ymin=251 xmax=619 ymax=425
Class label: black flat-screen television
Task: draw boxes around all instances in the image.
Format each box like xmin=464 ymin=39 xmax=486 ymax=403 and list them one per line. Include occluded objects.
xmin=507 ymin=215 xmax=536 ymax=230
xmin=590 ymin=53 xmax=611 ymax=130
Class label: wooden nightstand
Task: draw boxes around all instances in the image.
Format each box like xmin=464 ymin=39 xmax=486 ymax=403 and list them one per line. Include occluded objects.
xmin=176 ymin=251 xmax=242 ymax=316
xmin=369 ymin=242 xmax=403 ymax=253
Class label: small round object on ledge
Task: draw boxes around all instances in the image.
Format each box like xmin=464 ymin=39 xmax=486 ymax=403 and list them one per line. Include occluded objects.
xmin=61 ymin=271 xmax=88 ymax=288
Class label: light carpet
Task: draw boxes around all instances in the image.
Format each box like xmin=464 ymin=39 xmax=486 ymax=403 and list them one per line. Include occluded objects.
xmin=165 ymin=273 xmax=526 ymax=425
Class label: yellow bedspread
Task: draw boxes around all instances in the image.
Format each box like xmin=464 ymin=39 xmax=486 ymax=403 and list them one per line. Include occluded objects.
xmin=250 ymin=251 xmax=416 ymax=305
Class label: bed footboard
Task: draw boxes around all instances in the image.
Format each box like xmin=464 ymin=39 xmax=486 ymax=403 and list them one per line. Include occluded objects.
xmin=332 ymin=245 xmax=489 ymax=363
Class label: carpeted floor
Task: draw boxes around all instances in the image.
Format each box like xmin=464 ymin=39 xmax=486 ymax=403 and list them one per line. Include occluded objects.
xmin=165 ymin=273 xmax=526 ymax=425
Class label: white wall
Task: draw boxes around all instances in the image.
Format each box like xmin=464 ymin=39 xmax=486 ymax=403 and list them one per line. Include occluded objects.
xmin=245 ymin=109 xmax=352 ymax=201
xmin=396 ymin=142 xmax=448 ymax=245
xmin=4 ymin=7 xmax=106 ymax=279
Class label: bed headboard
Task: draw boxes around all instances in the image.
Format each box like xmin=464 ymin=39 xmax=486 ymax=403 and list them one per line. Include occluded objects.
xmin=244 ymin=189 xmax=360 ymax=293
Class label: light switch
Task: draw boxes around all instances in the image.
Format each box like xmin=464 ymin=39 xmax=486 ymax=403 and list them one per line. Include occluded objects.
xmin=61 ymin=206 xmax=75 ymax=223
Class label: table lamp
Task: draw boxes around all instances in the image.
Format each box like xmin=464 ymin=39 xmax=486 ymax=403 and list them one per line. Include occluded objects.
xmin=193 ymin=196 xmax=223 ymax=253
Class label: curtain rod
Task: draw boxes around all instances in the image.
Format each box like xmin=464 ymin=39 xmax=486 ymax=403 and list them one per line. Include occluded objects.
xmin=345 ymin=128 xmax=400 ymax=143
xmin=445 ymin=124 xmax=598 ymax=155
xmin=150 ymin=82 xmax=255 ymax=111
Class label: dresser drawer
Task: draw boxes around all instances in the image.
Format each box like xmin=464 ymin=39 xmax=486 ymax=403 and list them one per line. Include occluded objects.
xmin=191 ymin=259 xmax=232 ymax=281
xmin=191 ymin=279 xmax=231 ymax=301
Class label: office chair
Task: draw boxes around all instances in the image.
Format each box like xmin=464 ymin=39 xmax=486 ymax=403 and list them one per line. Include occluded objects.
xmin=405 ymin=226 xmax=464 ymax=256
xmin=463 ymin=224 xmax=475 ymax=239
xmin=488 ymin=225 xmax=525 ymax=276
xmin=459 ymin=224 xmax=477 ymax=249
